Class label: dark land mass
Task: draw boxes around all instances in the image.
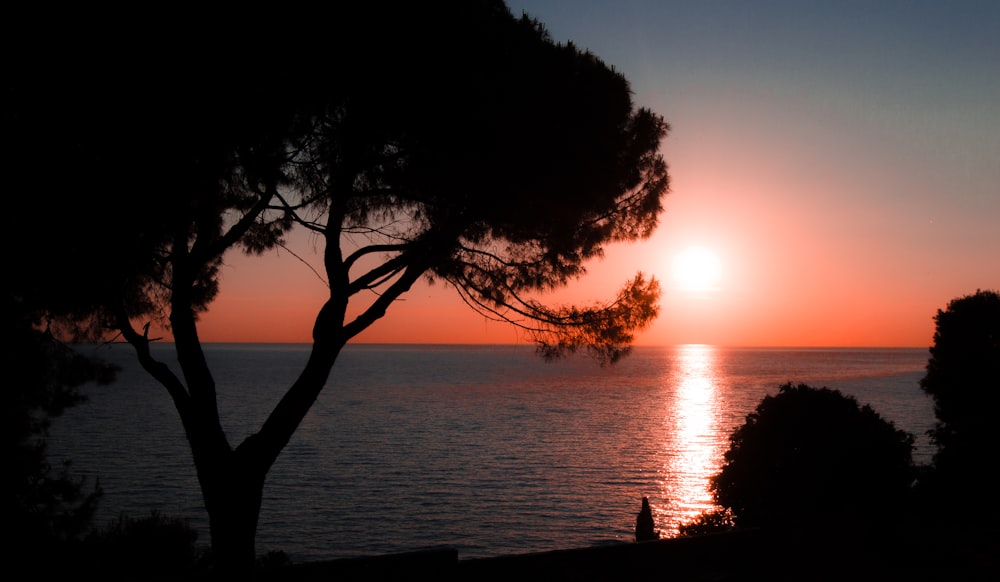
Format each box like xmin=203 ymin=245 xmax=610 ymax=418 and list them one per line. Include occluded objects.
xmin=243 ymin=526 xmax=995 ymax=582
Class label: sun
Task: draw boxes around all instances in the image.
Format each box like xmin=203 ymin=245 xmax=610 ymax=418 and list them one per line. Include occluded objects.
xmin=672 ymin=246 xmax=723 ymax=292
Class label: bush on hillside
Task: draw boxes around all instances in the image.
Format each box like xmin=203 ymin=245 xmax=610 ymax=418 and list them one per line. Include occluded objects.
xmin=709 ymin=383 xmax=915 ymax=535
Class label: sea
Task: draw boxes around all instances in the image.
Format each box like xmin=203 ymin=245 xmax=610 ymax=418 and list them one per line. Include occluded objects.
xmin=48 ymin=343 xmax=936 ymax=563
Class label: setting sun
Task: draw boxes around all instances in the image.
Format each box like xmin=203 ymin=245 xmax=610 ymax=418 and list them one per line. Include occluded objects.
xmin=672 ymin=246 xmax=722 ymax=292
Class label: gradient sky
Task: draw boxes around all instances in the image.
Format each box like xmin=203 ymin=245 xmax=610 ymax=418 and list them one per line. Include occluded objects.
xmin=196 ymin=0 xmax=1000 ymax=347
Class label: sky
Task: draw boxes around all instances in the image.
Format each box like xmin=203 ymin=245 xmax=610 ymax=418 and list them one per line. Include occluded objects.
xmin=196 ymin=0 xmax=1000 ymax=348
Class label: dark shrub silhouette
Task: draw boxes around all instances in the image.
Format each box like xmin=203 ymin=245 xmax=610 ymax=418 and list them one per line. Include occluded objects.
xmin=678 ymin=508 xmax=734 ymax=537
xmin=710 ymin=383 xmax=915 ymax=534
xmin=919 ymin=289 xmax=1000 ymax=519
xmin=77 ymin=511 xmax=205 ymax=580
xmin=1 ymin=296 xmax=116 ymax=565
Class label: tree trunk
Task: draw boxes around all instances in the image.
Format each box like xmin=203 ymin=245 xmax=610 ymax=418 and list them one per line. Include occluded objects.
xmin=199 ymin=451 xmax=267 ymax=578
xmin=187 ymin=343 xmax=346 ymax=578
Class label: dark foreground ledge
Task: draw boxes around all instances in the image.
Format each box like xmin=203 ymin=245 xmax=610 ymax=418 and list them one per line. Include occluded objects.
xmin=263 ymin=531 xmax=762 ymax=582
xmin=263 ymin=526 xmax=996 ymax=582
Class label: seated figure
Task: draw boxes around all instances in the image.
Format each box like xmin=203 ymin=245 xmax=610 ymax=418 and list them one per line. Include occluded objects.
xmin=635 ymin=496 xmax=658 ymax=542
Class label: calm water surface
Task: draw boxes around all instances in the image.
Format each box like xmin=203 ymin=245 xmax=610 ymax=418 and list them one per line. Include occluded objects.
xmin=49 ymin=344 xmax=935 ymax=562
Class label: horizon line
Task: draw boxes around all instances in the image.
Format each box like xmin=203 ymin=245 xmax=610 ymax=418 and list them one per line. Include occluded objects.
xmin=102 ymin=340 xmax=930 ymax=350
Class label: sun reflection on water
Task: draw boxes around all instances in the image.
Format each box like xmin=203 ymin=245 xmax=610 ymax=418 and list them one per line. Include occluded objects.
xmin=656 ymin=344 xmax=724 ymax=536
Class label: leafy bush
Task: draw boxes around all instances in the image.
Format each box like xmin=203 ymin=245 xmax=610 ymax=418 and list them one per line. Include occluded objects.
xmin=78 ymin=510 xmax=206 ymax=579
xmin=2 ymin=301 xmax=115 ymax=565
xmin=920 ymin=290 xmax=1000 ymax=485
xmin=710 ymin=383 xmax=915 ymax=534
xmin=678 ymin=508 xmax=735 ymax=537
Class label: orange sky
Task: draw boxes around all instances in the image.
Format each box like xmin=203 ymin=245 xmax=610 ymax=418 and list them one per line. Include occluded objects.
xmin=193 ymin=1 xmax=999 ymax=348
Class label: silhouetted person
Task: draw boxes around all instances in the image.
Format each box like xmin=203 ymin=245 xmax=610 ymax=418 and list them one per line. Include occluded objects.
xmin=635 ymin=496 xmax=658 ymax=542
